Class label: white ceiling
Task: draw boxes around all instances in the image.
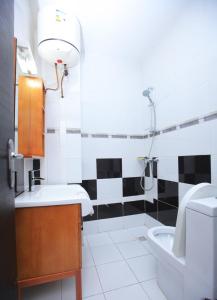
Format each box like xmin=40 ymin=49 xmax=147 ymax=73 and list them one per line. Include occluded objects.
xmin=34 ymin=0 xmax=190 ymax=60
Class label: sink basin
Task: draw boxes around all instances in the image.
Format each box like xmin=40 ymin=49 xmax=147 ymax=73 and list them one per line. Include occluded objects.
xmin=15 ymin=184 xmax=94 ymax=217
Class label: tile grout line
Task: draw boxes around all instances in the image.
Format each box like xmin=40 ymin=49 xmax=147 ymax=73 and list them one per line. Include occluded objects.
xmin=112 ymin=236 xmax=153 ymax=299
xmin=83 ymin=230 xmax=156 ymax=297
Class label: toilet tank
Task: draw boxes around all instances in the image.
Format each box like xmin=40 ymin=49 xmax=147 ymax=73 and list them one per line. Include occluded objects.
xmin=185 ymin=197 xmax=217 ymax=300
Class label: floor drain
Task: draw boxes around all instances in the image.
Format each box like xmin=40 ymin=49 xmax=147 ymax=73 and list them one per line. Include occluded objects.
xmin=138 ymin=236 xmax=147 ymax=241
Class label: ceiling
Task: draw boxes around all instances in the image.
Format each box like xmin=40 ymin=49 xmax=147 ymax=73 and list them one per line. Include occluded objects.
xmin=33 ymin=0 xmax=191 ymax=60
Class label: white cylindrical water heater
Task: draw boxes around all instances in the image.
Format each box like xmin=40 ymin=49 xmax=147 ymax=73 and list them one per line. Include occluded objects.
xmin=38 ymin=6 xmax=80 ymax=67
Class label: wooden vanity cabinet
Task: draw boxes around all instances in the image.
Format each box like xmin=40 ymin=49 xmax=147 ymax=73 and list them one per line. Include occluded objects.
xmin=18 ymin=76 xmax=45 ymax=157
xmin=15 ymin=204 xmax=82 ymax=300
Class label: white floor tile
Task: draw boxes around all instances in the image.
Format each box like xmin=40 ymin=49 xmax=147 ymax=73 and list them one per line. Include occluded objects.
xmin=82 ymin=267 xmax=102 ymax=298
xmin=124 ymin=214 xmax=146 ymax=228
xmin=84 ymin=294 xmax=105 ymax=300
xmin=109 ymin=229 xmax=136 ymax=243
xmin=83 ymin=246 xmax=95 ymax=268
xmin=61 ymin=278 xmax=76 ymax=300
xmin=127 ymin=226 xmax=149 ymax=239
xmin=97 ymin=261 xmax=137 ymax=292
xmin=87 ymin=233 xmax=113 ymax=248
xmin=127 ymin=255 xmax=156 ymax=282
xmin=83 ymin=221 xmax=99 ymax=235
xmin=117 ymin=240 xmax=149 ymax=259
xmin=91 ymin=244 xmax=123 ymax=265
xmin=141 ymin=279 xmax=167 ymax=300
xmin=23 ymin=281 xmax=61 ymax=300
xmin=104 ymin=284 xmax=149 ymax=300
xmin=98 ymin=217 xmax=124 ymax=233
xmin=141 ymin=240 xmax=152 ymax=254
xmin=83 ymin=236 xmax=89 ymax=247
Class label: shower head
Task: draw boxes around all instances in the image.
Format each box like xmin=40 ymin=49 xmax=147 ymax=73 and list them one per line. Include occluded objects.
xmin=142 ymin=87 xmax=154 ymax=105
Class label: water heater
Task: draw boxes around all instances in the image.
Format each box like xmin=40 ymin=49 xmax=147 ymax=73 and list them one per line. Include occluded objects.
xmin=38 ymin=6 xmax=80 ymax=67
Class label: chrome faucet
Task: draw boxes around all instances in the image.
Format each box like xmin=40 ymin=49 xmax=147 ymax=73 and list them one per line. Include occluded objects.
xmin=28 ymin=169 xmax=45 ymax=192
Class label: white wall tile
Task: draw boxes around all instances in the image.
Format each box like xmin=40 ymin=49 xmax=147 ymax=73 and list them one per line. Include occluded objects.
xmin=61 ymin=134 xmax=81 ymax=158
xmin=97 ymin=179 xmax=122 ymax=204
xmin=178 ymin=182 xmax=194 ymax=203
xmin=211 ymin=155 xmax=217 ymax=186
xmin=81 ymin=157 xmax=97 ymax=180
xmin=152 ymin=122 xmax=212 ymax=158
xmin=144 ymin=178 xmax=158 ymax=203
xmin=65 ymin=157 xmax=82 ymax=183
xmin=158 ymin=156 xmax=178 ymax=182
xmin=122 ymin=157 xmax=144 ymax=178
xmin=210 ymin=119 xmax=217 ymax=155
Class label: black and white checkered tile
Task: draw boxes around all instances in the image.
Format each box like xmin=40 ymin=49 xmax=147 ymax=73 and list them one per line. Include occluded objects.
xmin=31 ymin=155 xmax=214 ymax=226
xmin=82 ymin=155 xmax=213 ymax=227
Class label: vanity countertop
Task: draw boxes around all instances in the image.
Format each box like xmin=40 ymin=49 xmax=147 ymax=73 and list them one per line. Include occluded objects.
xmin=15 ymin=184 xmax=93 ymax=217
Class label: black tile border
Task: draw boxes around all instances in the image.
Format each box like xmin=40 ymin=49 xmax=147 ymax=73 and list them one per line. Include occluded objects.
xmin=46 ymin=128 xmax=81 ymax=134
xmin=66 ymin=128 xmax=81 ymax=134
xmin=98 ymin=203 xmax=123 ymax=219
xmin=162 ymin=126 xmax=177 ymax=134
xmin=158 ymin=179 xmax=179 ymax=207
xmin=47 ymin=128 xmax=56 ymax=134
xmin=145 ymin=199 xmax=158 ymax=220
xmin=124 ymin=200 xmax=145 ymax=216
xmin=130 ymin=135 xmax=145 ymax=139
xmin=204 ymin=112 xmax=217 ymax=122
xmin=179 ymin=119 xmax=199 ymax=129
xmin=83 ymin=205 xmax=98 ymax=222
xmin=157 ymin=200 xmax=178 ymax=226
xmin=82 ymin=198 xmax=179 ymax=226
xmin=111 ymin=134 xmax=128 ymax=139
xmin=92 ymin=134 xmax=109 ymax=138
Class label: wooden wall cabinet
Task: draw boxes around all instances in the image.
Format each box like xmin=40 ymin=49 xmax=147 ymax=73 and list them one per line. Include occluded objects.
xmin=16 ymin=204 xmax=82 ymax=300
xmin=18 ymin=76 xmax=45 ymax=157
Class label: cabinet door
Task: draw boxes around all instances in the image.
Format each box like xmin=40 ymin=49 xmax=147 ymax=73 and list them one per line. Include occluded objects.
xmin=16 ymin=204 xmax=82 ymax=280
xmin=29 ymin=77 xmax=44 ymax=156
xmin=18 ymin=76 xmax=44 ymax=157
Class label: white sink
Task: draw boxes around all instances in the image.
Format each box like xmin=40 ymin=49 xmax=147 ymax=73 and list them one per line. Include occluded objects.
xmin=15 ymin=184 xmax=94 ymax=217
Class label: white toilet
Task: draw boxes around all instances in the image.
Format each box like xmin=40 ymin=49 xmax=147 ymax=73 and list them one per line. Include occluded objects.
xmin=147 ymin=183 xmax=217 ymax=300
